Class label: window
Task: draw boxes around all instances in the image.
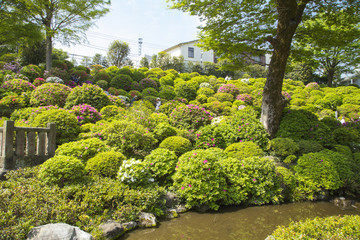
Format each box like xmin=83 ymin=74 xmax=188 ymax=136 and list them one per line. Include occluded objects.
xmin=188 ymin=47 xmax=194 ymax=58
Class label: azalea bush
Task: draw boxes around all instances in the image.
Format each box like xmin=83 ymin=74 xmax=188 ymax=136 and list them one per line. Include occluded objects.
xmin=117 ymin=158 xmax=153 ymax=186
xmin=85 ymin=151 xmax=126 ymax=178
xmin=224 ymin=141 xmax=264 ymax=160
xmin=159 ymin=136 xmax=193 ymax=157
xmin=169 ymin=104 xmax=213 ymax=131
xmin=30 ymin=83 xmax=71 ymax=107
xmin=70 ymin=104 xmax=102 ymax=125
xmin=217 ymin=84 xmax=240 ymax=97
xmin=1 ymin=79 xmax=35 ymax=94
xmin=19 ymin=64 xmax=42 ymax=81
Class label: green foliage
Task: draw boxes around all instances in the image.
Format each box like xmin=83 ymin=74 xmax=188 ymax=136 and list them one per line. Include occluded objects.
xmin=172 ymin=149 xmax=228 ymax=210
xmin=1 ymin=78 xmax=35 ymax=94
xmin=159 ymin=75 xmax=174 ymax=86
xmin=70 ymin=104 xmax=102 ymax=125
xmin=100 ymin=105 xmax=124 ymax=120
xmin=142 ymin=87 xmax=159 ymax=97
xmin=110 ymin=74 xmax=133 ymax=91
xmin=158 ymin=100 xmax=185 ymax=116
xmin=174 ymin=81 xmax=197 ymax=101
xmin=65 ymin=83 xmax=111 ymax=111
xmin=221 ymin=157 xmax=282 ymax=206
xmin=102 ymin=120 xmax=157 ymax=158
xmin=159 ymin=85 xmax=176 ymax=100
xmin=217 ymin=84 xmax=240 ymax=97
xmin=197 ymin=87 xmax=215 ymax=97
xmin=0 ymin=93 xmax=28 ymax=117
xmin=224 ymin=141 xmax=264 ymax=160
xmin=269 ymin=138 xmax=299 ymax=159
xmin=38 ymin=155 xmax=85 ymax=186
xmin=30 ymin=83 xmax=71 ymax=107
xmin=19 ymin=64 xmax=42 ymax=81
xmin=117 ymin=158 xmax=153 ymax=186
xmin=94 ymin=70 xmax=111 ymax=83
xmin=268 ymin=215 xmax=360 ymax=240
xmin=159 ymin=136 xmax=192 ymax=157
xmin=55 ymin=138 xmax=111 ymax=163
xmin=139 ymin=78 xmax=158 ymax=91
xmin=297 ymin=140 xmax=324 ymax=155
xmin=333 ymin=127 xmax=359 ymax=148
xmin=107 ymin=41 xmax=130 ymax=68
xmin=31 ymin=109 xmax=80 ymax=144
xmin=152 ymin=122 xmax=177 ymax=142
xmin=337 ymin=103 xmax=360 ymax=119
xmin=144 ymin=148 xmax=178 ymax=184
xmin=214 ymin=92 xmax=233 ymax=102
xmin=85 ymin=151 xmax=126 ymax=178
xmin=169 ymin=104 xmax=212 ymax=131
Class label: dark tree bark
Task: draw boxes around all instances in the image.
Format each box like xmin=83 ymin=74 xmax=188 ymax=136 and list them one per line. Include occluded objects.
xmin=260 ymin=0 xmax=309 ymax=138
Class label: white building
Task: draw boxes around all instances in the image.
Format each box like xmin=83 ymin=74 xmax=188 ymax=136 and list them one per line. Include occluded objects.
xmin=162 ymin=40 xmax=216 ymax=64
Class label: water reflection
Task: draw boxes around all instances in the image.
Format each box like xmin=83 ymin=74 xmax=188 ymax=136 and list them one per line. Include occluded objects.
xmin=124 ymin=201 xmax=360 ymax=240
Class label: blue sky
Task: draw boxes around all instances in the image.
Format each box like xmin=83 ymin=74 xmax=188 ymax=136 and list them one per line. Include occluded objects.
xmin=55 ymin=0 xmax=201 ymax=62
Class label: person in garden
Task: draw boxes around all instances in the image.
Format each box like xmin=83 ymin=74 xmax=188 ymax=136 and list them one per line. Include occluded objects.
xmin=155 ymin=97 xmax=162 ymax=111
xmin=129 ymin=95 xmax=138 ymax=107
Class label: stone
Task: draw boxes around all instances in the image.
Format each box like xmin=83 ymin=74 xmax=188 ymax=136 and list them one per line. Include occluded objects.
xmin=27 ymin=223 xmax=93 ymax=240
xmin=175 ymin=204 xmax=188 ymax=213
xmin=165 ymin=208 xmax=179 ymax=219
xmin=164 ymin=191 xmax=180 ymax=208
xmin=98 ymin=221 xmax=125 ymax=240
xmin=122 ymin=221 xmax=137 ymax=231
xmin=138 ymin=212 xmax=157 ymax=228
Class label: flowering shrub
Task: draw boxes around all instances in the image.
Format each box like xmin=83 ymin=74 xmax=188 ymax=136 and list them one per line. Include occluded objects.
xmin=202 ymin=101 xmax=232 ymax=116
xmin=2 ymin=61 xmax=20 ymax=72
xmin=46 ymin=76 xmax=64 ymax=84
xmin=217 ymin=84 xmax=240 ymax=97
xmin=0 ymin=93 xmax=27 ymax=117
xmin=65 ymin=80 xmax=77 ymax=88
xmin=158 ymin=100 xmax=185 ymax=116
xmin=144 ymin=148 xmax=178 ymax=184
xmin=117 ymin=158 xmax=153 ymax=186
xmin=159 ymin=75 xmax=174 ymax=86
xmin=86 ymin=151 xmax=126 ymax=178
xmin=172 ymin=149 xmax=228 ymax=210
xmin=33 ymin=77 xmax=45 ymax=87
xmin=268 ymin=215 xmax=360 ymax=240
xmin=305 ymin=82 xmax=321 ymax=91
xmin=214 ymin=92 xmax=234 ymax=102
xmin=199 ymin=82 xmax=212 ymax=89
xmin=139 ymin=78 xmax=158 ymax=90
xmin=224 ymin=141 xmax=264 ymax=160
xmin=169 ymin=104 xmax=212 ymax=131
xmin=19 ymin=64 xmax=42 ymax=81
xmin=55 ymin=137 xmax=111 ymax=163
xmin=110 ymin=74 xmax=133 ymax=91
xmin=1 ymin=79 xmax=35 ymax=94
xmin=94 ymin=70 xmax=111 ymax=82
xmin=70 ymin=104 xmax=102 ymax=125
xmin=38 ymin=155 xmax=85 ymax=187
xmin=142 ymin=87 xmax=159 ymax=97
xmin=65 ymin=83 xmax=111 ymax=111
xmin=30 ymin=83 xmax=71 ymax=107
xmin=159 ymin=136 xmax=192 ymax=157
xmin=44 ymin=67 xmax=68 ymax=81
xmin=236 ymin=94 xmax=253 ymax=105
xmin=102 ymin=120 xmax=157 ymax=158
xmin=282 ymin=91 xmax=291 ymax=101
xmin=220 ymin=157 xmax=282 ymax=206
xmin=31 ymin=109 xmax=80 ymax=144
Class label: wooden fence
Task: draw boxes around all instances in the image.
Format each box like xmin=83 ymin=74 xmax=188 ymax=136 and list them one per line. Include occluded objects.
xmin=0 ymin=120 xmax=56 ymax=171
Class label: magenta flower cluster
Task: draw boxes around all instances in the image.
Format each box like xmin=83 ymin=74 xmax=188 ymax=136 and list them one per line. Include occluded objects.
xmin=217 ymin=84 xmax=240 ymax=96
xmin=236 ymin=94 xmax=253 ymax=104
xmin=282 ymin=91 xmax=291 ymax=101
xmin=1 ymin=79 xmax=35 ymax=94
xmin=70 ymin=104 xmax=102 ymax=125
xmin=305 ymin=82 xmax=320 ymax=89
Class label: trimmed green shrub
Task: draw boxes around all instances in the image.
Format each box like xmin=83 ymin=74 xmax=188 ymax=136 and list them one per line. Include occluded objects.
xmin=85 ymin=151 xmax=126 ymax=178
xmin=159 ymin=136 xmax=192 ymax=157
xmin=269 ymin=138 xmax=299 ymax=159
xmin=31 ymin=109 xmax=80 ymax=144
xmin=95 ymin=80 xmax=108 ymax=89
xmin=158 ymin=100 xmax=185 ymax=116
xmin=100 ymin=105 xmax=124 ymax=120
xmin=152 ymin=122 xmax=177 ymax=142
xmin=19 ymin=64 xmax=42 ymax=81
xmin=333 ymin=127 xmax=359 ymax=147
xmin=197 ymin=87 xmax=214 ymax=97
xmin=110 ymin=74 xmax=133 ymax=91
xmin=174 ymin=81 xmax=197 ymax=101
xmin=221 ymin=157 xmax=282 ymax=206
xmin=1 ymin=78 xmax=35 ymax=94
xmin=214 ymin=92 xmax=234 ymax=102
xmin=38 ymin=155 xmax=85 ymax=186
xmin=172 ymin=149 xmax=228 ymax=210
xmin=268 ymin=215 xmax=360 ymax=240
xmin=159 ymin=86 xmax=176 ymax=100
xmin=144 ymin=148 xmax=178 ymax=184
xmin=117 ymin=158 xmax=153 ymax=186
xmin=297 ymin=140 xmax=324 ymax=155
xmin=65 ymin=83 xmax=111 ymax=111
xmin=169 ymin=104 xmax=212 ymax=131
xmin=142 ymin=87 xmax=158 ymax=97
xmin=30 ymin=83 xmax=71 ymax=107
xmin=55 ymin=138 xmax=111 ymax=163
xmin=102 ymin=120 xmax=157 ymax=158
xmin=70 ymin=104 xmax=101 ymax=125
xmin=94 ymin=70 xmax=111 ymax=82
xmin=159 ymin=75 xmax=174 ymax=86
xmin=224 ymin=141 xmax=264 ymax=160
xmin=139 ymin=78 xmax=158 ymax=90
xmin=0 ymin=93 xmax=27 ymax=117
xmin=217 ymin=84 xmax=240 ymax=97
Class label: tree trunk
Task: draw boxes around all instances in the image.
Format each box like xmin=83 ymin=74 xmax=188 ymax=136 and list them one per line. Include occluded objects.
xmin=260 ymin=0 xmax=307 ymax=138
xmin=45 ymin=33 xmax=52 ymax=71
xmin=327 ymin=68 xmax=335 ymax=87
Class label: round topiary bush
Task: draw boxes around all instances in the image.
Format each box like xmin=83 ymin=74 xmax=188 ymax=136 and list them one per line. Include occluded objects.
xmin=1 ymin=78 xmax=35 ymax=94
xmin=19 ymin=64 xmax=42 ymax=81
xmin=269 ymin=137 xmax=299 ymax=159
xmin=214 ymin=92 xmax=234 ymax=102
xmin=139 ymin=78 xmax=158 ymax=91
xmin=159 ymin=136 xmax=192 ymax=157
xmin=55 ymin=137 xmax=111 ymax=162
xmin=197 ymin=87 xmax=215 ymax=97
xmin=110 ymin=74 xmax=133 ymax=91
xmin=268 ymin=215 xmax=360 ymax=240
xmin=100 ymin=105 xmax=124 ymax=120
xmin=169 ymin=104 xmax=213 ymax=131
xmin=142 ymin=87 xmax=159 ymax=97
xmin=102 ymin=120 xmax=157 ymax=158
xmin=217 ymin=84 xmax=240 ymax=97
xmin=159 ymin=86 xmax=176 ymax=100
xmin=30 ymin=83 xmax=71 ymax=107
xmin=70 ymin=104 xmax=102 ymax=125
xmin=38 ymin=155 xmax=85 ymax=187
xmin=297 ymin=140 xmax=324 ymax=155
xmin=159 ymin=75 xmax=174 ymax=86
xmin=224 ymin=141 xmax=264 ymax=160
xmin=65 ymin=83 xmax=111 ymax=111
xmin=94 ymin=70 xmax=111 ymax=83
xmin=172 ymin=149 xmax=228 ymax=210
xmin=144 ymin=148 xmax=178 ymax=184
xmin=236 ymin=94 xmax=253 ymax=105
xmin=158 ymin=100 xmax=185 ymax=116
xmin=0 ymin=93 xmax=28 ymax=117
xmin=174 ymin=81 xmax=197 ymax=101
xmin=117 ymin=158 xmax=153 ymax=186
xmin=31 ymin=108 xmax=80 ymax=144
xmin=95 ymin=80 xmax=108 ymax=90
xmin=152 ymin=122 xmax=177 ymax=142
xmin=86 ymin=151 xmax=126 ymax=178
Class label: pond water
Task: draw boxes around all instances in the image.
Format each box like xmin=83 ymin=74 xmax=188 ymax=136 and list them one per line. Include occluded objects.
xmin=123 ymin=201 xmax=360 ymax=240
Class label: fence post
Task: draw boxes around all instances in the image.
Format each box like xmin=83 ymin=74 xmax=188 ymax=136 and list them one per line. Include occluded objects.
xmin=47 ymin=123 xmax=56 ymax=157
xmin=2 ymin=121 xmax=15 ymax=170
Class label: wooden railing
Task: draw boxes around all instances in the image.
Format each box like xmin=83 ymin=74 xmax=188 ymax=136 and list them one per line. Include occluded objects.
xmin=0 ymin=120 xmax=56 ymax=171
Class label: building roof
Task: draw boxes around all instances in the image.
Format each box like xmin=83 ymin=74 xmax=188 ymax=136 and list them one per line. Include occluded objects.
xmin=163 ymin=40 xmax=199 ymax=53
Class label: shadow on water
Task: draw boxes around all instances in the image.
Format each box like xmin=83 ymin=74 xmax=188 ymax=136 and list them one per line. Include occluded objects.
xmin=123 ymin=201 xmax=360 ymax=240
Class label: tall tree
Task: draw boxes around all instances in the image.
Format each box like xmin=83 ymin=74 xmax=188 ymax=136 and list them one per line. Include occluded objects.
xmin=92 ymin=53 xmax=108 ymax=67
xmin=291 ymin=11 xmax=360 ymax=87
xmin=16 ymin=0 xmax=110 ymax=70
xmin=168 ymin=0 xmax=360 ymax=137
xmin=140 ymin=56 xmax=150 ymax=68
xmin=107 ymin=40 xmax=131 ymax=67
